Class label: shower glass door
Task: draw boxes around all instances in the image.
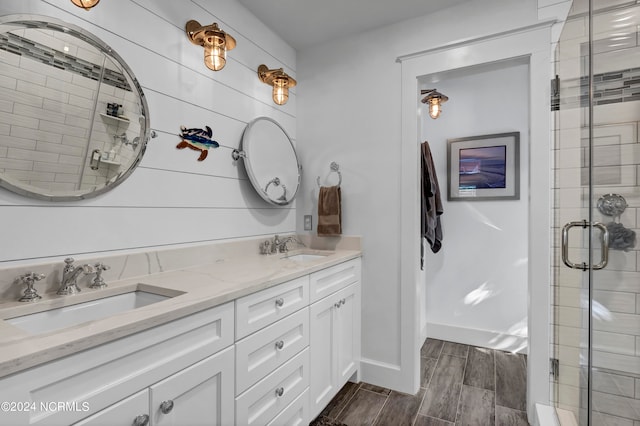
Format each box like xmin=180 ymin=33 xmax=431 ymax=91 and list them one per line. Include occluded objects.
xmin=554 ymin=0 xmax=640 ymax=424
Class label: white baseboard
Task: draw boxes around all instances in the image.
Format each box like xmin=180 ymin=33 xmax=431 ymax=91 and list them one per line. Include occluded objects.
xmin=534 ymin=403 xmax=561 ymax=426
xmin=359 ymin=357 xmax=418 ymax=394
xmin=426 ymin=322 xmax=528 ymax=354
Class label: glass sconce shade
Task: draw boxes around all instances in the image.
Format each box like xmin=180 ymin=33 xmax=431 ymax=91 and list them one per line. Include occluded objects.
xmin=421 ymin=89 xmax=448 ymax=119
xmin=258 ymin=65 xmax=296 ymax=106
xmin=70 ymin=0 xmax=100 ymax=10
xmin=273 ymin=78 xmax=289 ymax=105
xmin=186 ymin=20 xmax=236 ymax=72
xmin=204 ymin=39 xmax=226 ymax=71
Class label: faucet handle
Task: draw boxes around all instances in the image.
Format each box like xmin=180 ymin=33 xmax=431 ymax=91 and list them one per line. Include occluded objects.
xmin=94 ymin=262 xmax=110 ymax=272
xmin=89 ymin=262 xmax=110 ymax=289
xmin=18 ymin=272 xmax=45 ymax=302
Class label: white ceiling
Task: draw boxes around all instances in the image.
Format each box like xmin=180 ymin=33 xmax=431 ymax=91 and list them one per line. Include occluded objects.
xmin=238 ymin=0 xmax=473 ymax=51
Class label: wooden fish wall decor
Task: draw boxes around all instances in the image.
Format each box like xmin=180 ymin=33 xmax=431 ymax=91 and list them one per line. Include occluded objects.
xmin=176 ymin=125 xmax=220 ymax=161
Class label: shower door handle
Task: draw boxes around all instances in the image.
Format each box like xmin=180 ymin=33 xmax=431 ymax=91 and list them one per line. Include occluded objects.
xmin=561 ymin=220 xmax=609 ymax=270
xmin=592 ymin=222 xmax=609 ymax=270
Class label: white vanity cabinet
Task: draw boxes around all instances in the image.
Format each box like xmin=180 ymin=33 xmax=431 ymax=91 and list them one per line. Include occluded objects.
xmin=0 ymin=255 xmax=362 ymax=426
xmin=148 ymin=346 xmax=234 ymax=426
xmin=74 ymin=347 xmax=235 ymax=426
xmin=309 ymin=259 xmax=362 ymax=419
xmin=73 ymin=390 xmax=149 ymax=426
xmin=0 ymin=302 xmax=235 ymax=426
xmin=234 ymin=275 xmax=311 ymax=426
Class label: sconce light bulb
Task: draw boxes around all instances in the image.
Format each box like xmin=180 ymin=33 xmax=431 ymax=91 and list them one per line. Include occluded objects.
xmin=70 ymin=0 xmax=100 ymax=10
xmin=429 ymin=99 xmax=441 ymax=119
xmin=272 ymin=78 xmax=289 ymax=105
xmin=204 ymin=40 xmax=226 ymax=71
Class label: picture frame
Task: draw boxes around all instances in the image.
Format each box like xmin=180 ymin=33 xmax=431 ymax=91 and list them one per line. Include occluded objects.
xmin=447 ymin=132 xmax=520 ymax=201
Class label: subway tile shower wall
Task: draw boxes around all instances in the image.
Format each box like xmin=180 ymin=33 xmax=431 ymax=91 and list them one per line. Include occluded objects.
xmin=551 ymin=4 xmax=640 ymax=423
xmin=0 ymin=29 xmax=140 ymax=192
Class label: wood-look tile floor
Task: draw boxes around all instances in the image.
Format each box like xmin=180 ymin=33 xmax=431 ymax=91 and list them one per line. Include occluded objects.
xmin=315 ymin=338 xmax=529 ymax=426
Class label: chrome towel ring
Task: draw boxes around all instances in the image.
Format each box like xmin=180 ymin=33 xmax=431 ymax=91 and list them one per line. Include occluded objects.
xmin=317 ymin=162 xmax=342 ymax=187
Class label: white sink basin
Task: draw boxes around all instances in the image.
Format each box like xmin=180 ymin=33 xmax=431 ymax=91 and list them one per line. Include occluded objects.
xmin=285 ymin=254 xmax=328 ymax=262
xmin=6 ymin=291 xmax=170 ymax=335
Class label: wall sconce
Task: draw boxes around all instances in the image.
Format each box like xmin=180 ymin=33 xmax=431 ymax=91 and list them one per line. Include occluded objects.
xmin=421 ymin=89 xmax=449 ymax=119
xmin=185 ymin=20 xmax=236 ymax=71
xmin=70 ymin=0 xmax=99 ymax=10
xmin=258 ymin=65 xmax=297 ymax=105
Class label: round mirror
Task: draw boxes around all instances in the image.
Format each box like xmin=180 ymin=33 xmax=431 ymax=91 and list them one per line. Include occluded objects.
xmin=235 ymin=117 xmax=300 ymax=205
xmin=0 ymin=15 xmax=150 ymax=201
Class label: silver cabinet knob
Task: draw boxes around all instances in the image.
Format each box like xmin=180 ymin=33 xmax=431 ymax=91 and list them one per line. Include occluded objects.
xmin=341 ymin=298 xmax=346 ymax=305
xmin=334 ymin=302 xmax=340 ymax=308
xmin=133 ymin=414 xmax=149 ymax=426
xmin=275 ymin=297 xmax=284 ymax=307
xmin=275 ymin=340 xmax=284 ymax=350
xmin=275 ymin=387 xmax=284 ymax=397
xmin=160 ymin=400 xmax=174 ymax=414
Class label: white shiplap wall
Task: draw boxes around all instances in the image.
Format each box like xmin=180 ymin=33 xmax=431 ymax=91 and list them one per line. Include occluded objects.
xmin=0 ymin=0 xmax=297 ymax=264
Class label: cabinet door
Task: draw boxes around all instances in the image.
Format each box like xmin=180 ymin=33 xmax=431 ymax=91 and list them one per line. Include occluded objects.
xmin=150 ymin=346 xmax=234 ymax=426
xmin=309 ymin=292 xmax=338 ymax=418
xmin=335 ymin=283 xmax=360 ymax=386
xmin=73 ymin=389 xmax=149 ymax=426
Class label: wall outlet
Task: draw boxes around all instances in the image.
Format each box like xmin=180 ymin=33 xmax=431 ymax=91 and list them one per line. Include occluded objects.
xmin=303 ymin=215 xmax=313 ymax=230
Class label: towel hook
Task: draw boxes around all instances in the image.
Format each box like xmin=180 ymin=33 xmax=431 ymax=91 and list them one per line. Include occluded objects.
xmin=317 ymin=162 xmax=342 ymax=187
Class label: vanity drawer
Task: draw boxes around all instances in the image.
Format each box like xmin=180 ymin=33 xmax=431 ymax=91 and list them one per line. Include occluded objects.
xmin=236 ymin=307 xmax=309 ymax=395
xmin=266 ymin=388 xmax=309 ymax=426
xmin=309 ymin=258 xmax=361 ymax=303
xmin=235 ymin=348 xmax=309 ymax=426
xmin=236 ymin=275 xmax=309 ymax=339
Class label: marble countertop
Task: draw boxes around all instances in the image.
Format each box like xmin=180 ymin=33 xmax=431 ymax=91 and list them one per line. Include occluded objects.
xmin=0 ymin=248 xmax=361 ymax=378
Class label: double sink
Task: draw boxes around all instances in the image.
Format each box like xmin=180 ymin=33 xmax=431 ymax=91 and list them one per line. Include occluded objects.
xmin=3 ymin=251 xmax=330 ymax=336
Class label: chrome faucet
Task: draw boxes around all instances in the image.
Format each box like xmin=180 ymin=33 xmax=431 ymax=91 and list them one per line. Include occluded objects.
xmin=279 ymin=236 xmax=304 ymax=252
xmin=57 ymin=258 xmax=95 ymax=295
xmin=259 ymin=235 xmax=305 ymax=255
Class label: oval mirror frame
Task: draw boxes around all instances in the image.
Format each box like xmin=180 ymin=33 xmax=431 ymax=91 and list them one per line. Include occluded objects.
xmin=236 ymin=117 xmax=300 ymax=206
xmin=0 ymin=14 xmax=150 ymax=201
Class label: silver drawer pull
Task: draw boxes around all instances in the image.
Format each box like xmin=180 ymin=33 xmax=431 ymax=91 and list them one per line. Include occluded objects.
xmin=275 ymin=297 xmax=284 ymax=307
xmin=275 ymin=340 xmax=285 ymax=350
xmin=334 ymin=302 xmax=340 ymax=308
xmin=133 ymin=414 xmax=149 ymax=426
xmin=160 ymin=400 xmax=174 ymax=414
xmin=275 ymin=387 xmax=285 ymax=397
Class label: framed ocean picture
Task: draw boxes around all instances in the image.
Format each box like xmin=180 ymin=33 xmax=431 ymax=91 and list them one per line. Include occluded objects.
xmin=447 ymin=132 xmax=520 ymax=201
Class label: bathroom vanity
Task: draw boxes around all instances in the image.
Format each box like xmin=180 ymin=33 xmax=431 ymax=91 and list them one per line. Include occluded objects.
xmin=0 ymin=241 xmax=361 ymax=426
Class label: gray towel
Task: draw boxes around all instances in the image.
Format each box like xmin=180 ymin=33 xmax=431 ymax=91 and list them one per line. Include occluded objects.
xmin=421 ymin=141 xmax=443 ymax=269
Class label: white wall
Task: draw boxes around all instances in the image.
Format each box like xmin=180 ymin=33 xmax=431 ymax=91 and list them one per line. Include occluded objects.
xmin=297 ymin=0 xmax=557 ymax=395
xmin=0 ymin=0 xmax=296 ymax=264
xmin=420 ymin=61 xmax=530 ymax=353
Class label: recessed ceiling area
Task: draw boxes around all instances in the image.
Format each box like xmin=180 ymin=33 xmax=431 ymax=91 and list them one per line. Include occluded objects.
xmin=238 ymin=0 xmax=473 ymax=51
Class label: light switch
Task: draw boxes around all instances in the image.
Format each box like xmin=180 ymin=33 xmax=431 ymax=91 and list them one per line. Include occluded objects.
xmin=304 ymin=215 xmax=312 ymax=230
